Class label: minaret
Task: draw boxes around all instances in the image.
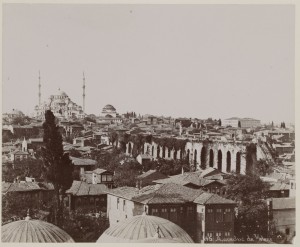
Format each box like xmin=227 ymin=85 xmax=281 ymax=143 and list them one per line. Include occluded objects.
xmin=38 ymin=71 xmax=41 ymax=105
xmin=82 ymin=72 xmax=86 ymax=114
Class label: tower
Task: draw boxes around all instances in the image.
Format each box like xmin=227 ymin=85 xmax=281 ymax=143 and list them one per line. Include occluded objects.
xmin=38 ymin=71 xmax=41 ymax=105
xmin=82 ymin=72 xmax=86 ymax=114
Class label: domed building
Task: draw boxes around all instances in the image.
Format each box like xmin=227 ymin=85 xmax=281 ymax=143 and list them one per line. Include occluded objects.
xmin=34 ymin=89 xmax=84 ymax=120
xmin=97 ymin=214 xmax=194 ymax=243
xmin=3 ymin=109 xmax=25 ymax=120
xmin=2 ymin=216 xmax=74 ymax=243
xmin=98 ymin=104 xmax=122 ymax=124
xmin=101 ymin=104 xmax=117 ymax=118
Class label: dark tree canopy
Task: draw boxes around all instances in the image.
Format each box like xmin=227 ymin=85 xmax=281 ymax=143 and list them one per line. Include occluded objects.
xmin=41 ymin=110 xmax=74 ymax=225
xmin=225 ymin=173 xmax=271 ymax=241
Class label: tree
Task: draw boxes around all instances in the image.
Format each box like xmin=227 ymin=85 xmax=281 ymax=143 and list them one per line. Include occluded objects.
xmin=2 ymin=158 xmax=43 ymax=183
xmin=238 ymin=121 xmax=241 ymax=128
xmin=41 ymin=110 xmax=74 ymax=225
xmin=256 ymin=159 xmax=273 ymax=176
xmin=225 ymin=173 xmax=271 ymax=242
xmin=218 ymin=119 xmax=222 ymax=126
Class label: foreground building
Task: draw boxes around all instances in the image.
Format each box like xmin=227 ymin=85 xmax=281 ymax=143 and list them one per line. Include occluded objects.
xmin=106 ymin=183 xmax=236 ymax=243
xmin=2 ymin=214 xmax=74 ymax=242
xmin=97 ymin=214 xmax=194 ymax=243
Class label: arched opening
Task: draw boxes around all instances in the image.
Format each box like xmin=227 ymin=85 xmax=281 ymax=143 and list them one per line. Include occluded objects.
xmin=218 ymin=150 xmax=222 ymax=171
xmin=236 ymin=152 xmax=241 ymax=174
xmin=168 ymin=148 xmax=171 ymax=158
xmin=157 ymin=146 xmax=160 ymax=158
xmin=162 ymin=146 xmax=166 ymax=158
xmin=194 ymin=150 xmax=197 ymax=166
xmin=128 ymin=142 xmax=132 ymax=154
xmin=201 ymin=147 xmax=207 ymax=169
xmin=152 ymin=146 xmax=154 ymax=156
xmin=226 ymin=151 xmax=231 ymax=173
xmin=209 ymin=149 xmax=214 ymax=167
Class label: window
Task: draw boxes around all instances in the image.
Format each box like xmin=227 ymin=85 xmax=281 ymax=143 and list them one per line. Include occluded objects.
xmin=107 ymin=175 xmax=112 ymax=181
xmin=102 ymin=175 xmax=107 ymax=182
xmin=224 ymin=232 xmax=230 ymax=237
xmin=207 ymin=208 xmax=214 ymax=223
xmin=224 ymin=208 xmax=232 ymax=222
xmin=170 ymin=208 xmax=177 ymax=222
xmin=161 ymin=208 xmax=168 ymax=218
xmin=123 ymin=200 xmax=126 ymax=211
xmin=286 ymin=228 xmax=290 ymax=235
xmin=152 ymin=208 xmax=159 ymax=216
xmin=90 ymin=197 xmax=94 ymax=204
xmin=187 ymin=206 xmax=194 ymax=217
xmin=216 ymin=209 xmax=223 ymax=223
xmin=117 ymin=198 xmax=120 ymax=209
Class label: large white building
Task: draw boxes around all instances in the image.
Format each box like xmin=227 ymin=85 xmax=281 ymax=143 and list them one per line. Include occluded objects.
xmin=34 ymin=89 xmax=84 ymax=120
xmin=222 ymin=117 xmax=261 ymax=128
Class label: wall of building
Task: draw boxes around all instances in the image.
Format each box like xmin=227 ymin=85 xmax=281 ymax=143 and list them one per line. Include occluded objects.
xmin=107 ymin=194 xmax=145 ymax=226
xmin=272 ymin=208 xmax=295 ymax=237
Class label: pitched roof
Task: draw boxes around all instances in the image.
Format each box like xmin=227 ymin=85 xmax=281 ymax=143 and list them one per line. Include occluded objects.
xmin=2 ymin=182 xmax=54 ymax=193
xmin=272 ymin=197 xmax=295 ymax=210
xmin=137 ymin=170 xmax=158 ymax=179
xmin=70 ymin=156 xmax=97 ymax=166
xmin=193 ymin=192 xmax=236 ymax=205
xmin=66 ymin=181 xmax=107 ymax=196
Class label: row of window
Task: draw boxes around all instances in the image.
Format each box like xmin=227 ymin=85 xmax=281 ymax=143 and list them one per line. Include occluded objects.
xmin=76 ymin=197 xmax=105 ymax=206
xmin=207 ymin=208 xmax=232 ymax=223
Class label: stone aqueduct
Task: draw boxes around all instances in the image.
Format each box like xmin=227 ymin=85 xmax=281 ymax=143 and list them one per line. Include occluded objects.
xmin=125 ymin=140 xmax=249 ymax=175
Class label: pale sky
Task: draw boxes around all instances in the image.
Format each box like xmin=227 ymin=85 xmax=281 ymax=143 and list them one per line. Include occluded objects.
xmin=2 ymin=4 xmax=295 ymax=124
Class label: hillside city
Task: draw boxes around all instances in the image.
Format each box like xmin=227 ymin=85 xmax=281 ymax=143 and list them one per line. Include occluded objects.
xmin=2 ymin=89 xmax=295 ymax=243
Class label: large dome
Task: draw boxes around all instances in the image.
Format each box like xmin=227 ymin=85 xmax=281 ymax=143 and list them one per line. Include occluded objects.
xmin=97 ymin=214 xmax=194 ymax=243
xmin=2 ymin=218 xmax=74 ymax=243
xmin=102 ymin=104 xmax=116 ymax=112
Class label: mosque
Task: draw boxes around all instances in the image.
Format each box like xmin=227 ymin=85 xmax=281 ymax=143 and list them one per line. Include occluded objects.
xmin=34 ymin=72 xmax=86 ymax=120
xmin=34 ymin=89 xmax=84 ymax=120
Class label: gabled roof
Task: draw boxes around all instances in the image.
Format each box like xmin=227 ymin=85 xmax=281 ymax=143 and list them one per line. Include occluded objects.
xmin=193 ymin=193 xmax=236 ymax=205
xmin=70 ymin=156 xmax=97 ymax=166
xmin=2 ymin=182 xmax=54 ymax=193
xmin=66 ymin=181 xmax=107 ymax=196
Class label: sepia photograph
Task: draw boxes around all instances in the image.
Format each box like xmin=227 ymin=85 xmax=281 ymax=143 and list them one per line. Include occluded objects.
xmin=1 ymin=1 xmax=296 ymax=244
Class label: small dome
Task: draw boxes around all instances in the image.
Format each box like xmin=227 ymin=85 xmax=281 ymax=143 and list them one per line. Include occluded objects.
xmin=2 ymin=219 xmax=74 ymax=243
xmin=102 ymin=104 xmax=116 ymax=112
xmin=97 ymin=214 xmax=194 ymax=243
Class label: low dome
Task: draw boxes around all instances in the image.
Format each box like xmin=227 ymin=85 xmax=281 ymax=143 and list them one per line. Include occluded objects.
xmin=2 ymin=218 xmax=74 ymax=243
xmin=102 ymin=104 xmax=116 ymax=112
xmin=97 ymin=214 xmax=194 ymax=243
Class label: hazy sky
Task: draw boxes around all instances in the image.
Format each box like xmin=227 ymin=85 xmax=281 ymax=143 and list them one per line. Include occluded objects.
xmin=2 ymin=4 xmax=295 ymax=123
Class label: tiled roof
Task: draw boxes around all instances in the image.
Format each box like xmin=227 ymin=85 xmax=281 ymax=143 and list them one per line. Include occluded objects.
xmin=66 ymin=181 xmax=107 ymax=196
xmin=153 ymin=168 xmax=223 ymax=187
xmin=2 ymin=182 xmax=54 ymax=193
xmin=70 ymin=156 xmax=97 ymax=166
xmin=193 ymin=192 xmax=236 ymax=205
xmin=272 ymin=197 xmax=295 ymax=210
xmin=107 ymin=186 xmax=139 ymax=200
xmin=137 ymin=170 xmax=157 ymax=179
xmin=108 ymin=183 xmax=236 ymax=205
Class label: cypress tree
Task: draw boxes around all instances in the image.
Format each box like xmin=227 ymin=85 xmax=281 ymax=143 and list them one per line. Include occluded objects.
xmin=41 ymin=110 xmax=74 ymax=225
